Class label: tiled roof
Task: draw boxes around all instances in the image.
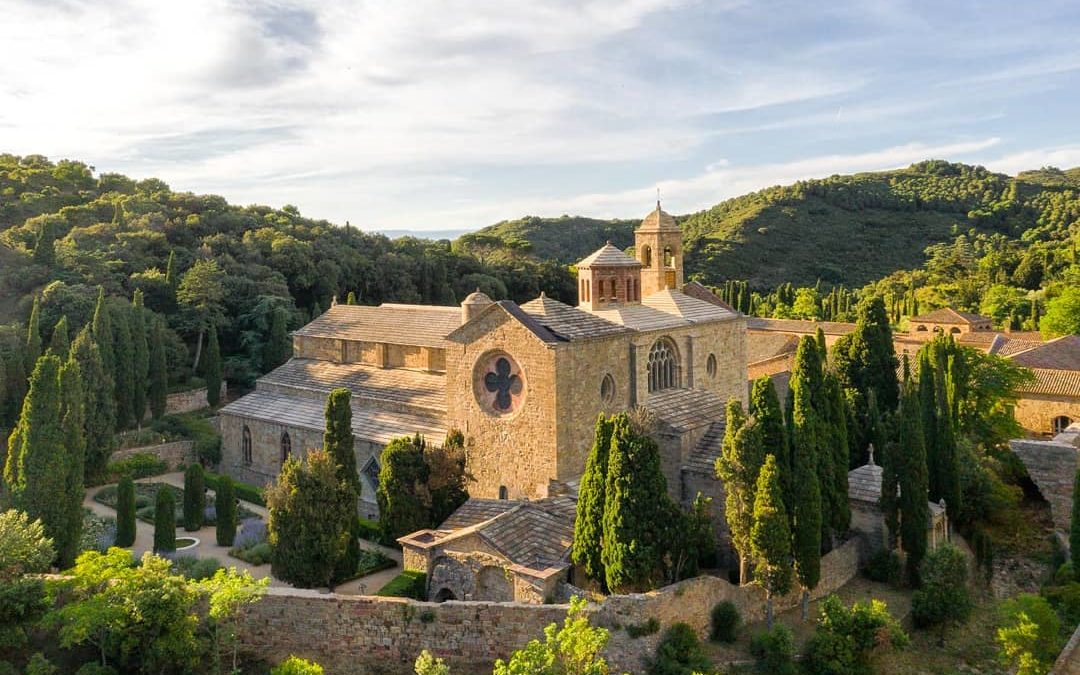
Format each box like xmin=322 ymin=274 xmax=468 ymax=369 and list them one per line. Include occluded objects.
xmin=638 ymin=203 xmax=680 ymax=232
xmin=746 ymin=317 xmax=856 ymax=335
xmin=293 ymin=303 xmax=461 ymax=348
xmin=1018 ymin=368 xmax=1080 ymax=398
xmin=681 ymin=281 xmax=736 ymax=312
xmin=988 ymin=335 xmax=1045 ymax=356
xmin=448 ymin=301 xmax=564 ymax=345
xmin=1009 ymin=335 xmax=1080 ymax=371
xmin=910 ymin=307 xmax=989 ymax=325
xmin=748 ymin=333 xmax=799 ymax=364
xmin=519 ymin=295 xmax=632 ymax=341
xmin=219 ymin=390 xmax=446 ymax=445
xmin=258 ymin=358 xmax=446 ymax=414
xmin=848 ymin=460 xmax=883 ymax=503
xmin=647 ymin=387 xmax=727 ymax=433
xmin=439 ymin=499 xmax=518 ymax=530
xmin=642 ymin=289 xmax=740 ymax=322
xmin=586 ymin=303 xmax=690 ymax=331
xmin=576 ymin=243 xmax=641 ymax=268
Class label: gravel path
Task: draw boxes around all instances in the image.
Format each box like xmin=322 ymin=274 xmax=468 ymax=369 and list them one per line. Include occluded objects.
xmin=84 ymin=471 xmax=402 ymax=595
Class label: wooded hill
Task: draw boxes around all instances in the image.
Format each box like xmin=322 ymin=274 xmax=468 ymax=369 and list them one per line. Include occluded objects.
xmin=460 ymin=161 xmax=1080 ymax=289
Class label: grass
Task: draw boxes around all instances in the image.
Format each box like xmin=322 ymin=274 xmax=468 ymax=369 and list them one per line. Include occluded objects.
xmin=204 ymin=471 xmax=266 ymax=507
xmin=376 ymin=571 xmax=426 ymax=600
xmin=875 ymin=592 xmax=1003 ymax=674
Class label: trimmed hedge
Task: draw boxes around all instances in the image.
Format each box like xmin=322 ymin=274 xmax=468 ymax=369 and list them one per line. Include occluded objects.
xmin=107 ymin=452 xmax=168 ymax=479
xmin=205 ymin=472 xmax=266 ymax=506
xmin=376 ymin=571 xmax=426 ymax=600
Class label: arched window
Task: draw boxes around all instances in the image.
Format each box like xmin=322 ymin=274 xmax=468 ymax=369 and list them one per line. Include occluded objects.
xmin=663 ymin=246 xmax=673 ymax=267
xmin=498 ymin=485 xmax=508 ymax=500
xmin=1053 ymin=415 xmax=1073 ymax=435
xmin=950 ymin=327 xmax=961 ymax=335
xmin=600 ymin=374 xmax=615 ymax=403
xmin=706 ymin=353 xmax=717 ymax=379
xmin=280 ymin=431 xmax=291 ymax=464
xmin=915 ymin=325 xmax=928 ymax=332
xmin=642 ymin=246 xmax=652 ymax=268
xmin=648 ymin=338 xmax=680 ymax=392
xmin=242 ymin=425 xmax=252 ymax=465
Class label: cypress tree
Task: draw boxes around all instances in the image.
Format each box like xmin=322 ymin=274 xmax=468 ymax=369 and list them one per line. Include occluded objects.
xmin=25 ymin=296 xmax=42 ymax=373
xmin=70 ymin=327 xmax=116 ymax=483
xmin=749 ymin=376 xmax=789 ymax=509
xmin=165 ymin=250 xmax=176 ymax=288
xmin=148 ymin=317 xmax=168 ymax=420
xmin=898 ymin=384 xmax=930 ymax=584
xmin=346 ymin=291 xmax=357 ymax=305
xmin=204 ymin=324 xmax=222 ymax=407
xmin=2 ymin=346 xmax=27 ymax=430
xmin=815 ymin=326 xmax=827 ymax=361
xmin=48 ymin=315 xmax=69 ymax=359
xmin=0 ymin=354 xmax=6 ymax=430
xmin=57 ymin=357 xmax=85 ymax=568
xmin=32 ymin=220 xmax=55 ymax=267
xmin=715 ymin=398 xmax=764 ymax=584
xmin=263 ymin=307 xmax=291 ymax=371
xmin=115 ymin=475 xmax=137 ymax=547
xmin=131 ymin=291 xmax=149 ymax=425
xmin=834 ymin=296 xmax=899 ymax=412
xmin=917 ymin=349 xmax=940 ymax=501
xmin=4 ymin=355 xmax=68 ymax=565
xmin=1071 ymin=467 xmax=1080 ymax=576
xmin=572 ymin=414 xmax=614 ymax=588
xmin=792 ymin=336 xmax=840 ymax=542
xmin=602 ymin=413 xmax=669 ymax=593
xmin=324 ymin=387 xmax=359 ymax=580
xmin=791 ymin=338 xmax=823 ymax=620
xmin=823 ymin=372 xmax=851 ymax=534
xmin=377 ymin=436 xmax=430 ymax=543
xmin=183 ymin=463 xmax=205 ymax=532
xmin=751 ymin=454 xmax=793 ymax=628
xmin=215 ymin=475 xmax=237 ymax=547
xmin=111 ymin=304 xmax=134 ymax=429
xmin=154 ymin=487 xmax=176 ymax=553
xmin=91 ymin=287 xmax=114 ymax=385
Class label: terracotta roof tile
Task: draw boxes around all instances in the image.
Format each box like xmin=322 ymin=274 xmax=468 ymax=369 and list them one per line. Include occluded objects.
xmin=638 ymin=203 xmax=680 ymax=232
xmin=1009 ymin=335 xmax=1080 ymax=371
xmin=642 ymin=288 xmax=740 ymax=322
xmin=1017 ymin=368 xmax=1080 ymax=397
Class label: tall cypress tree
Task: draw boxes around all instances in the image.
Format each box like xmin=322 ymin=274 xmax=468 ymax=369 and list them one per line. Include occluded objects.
xmin=25 ymin=296 xmax=42 ymax=373
xmin=815 ymin=326 xmax=827 ymax=361
xmin=148 ymin=316 xmax=168 ymax=420
xmin=346 ymin=291 xmax=357 ymax=305
xmin=823 ymin=372 xmax=851 ymax=535
xmin=715 ymin=398 xmax=764 ymax=584
xmin=791 ymin=337 xmax=823 ymax=619
xmin=917 ymin=349 xmax=940 ymax=500
xmin=216 ymin=476 xmax=237 ymax=547
xmin=48 ymin=315 xmax=69 ymax=359
xmin=111 ymin=303 xmax=134 ymax=429
xmin=834 ymin=295 xmax=900 ymax=413
xmin=323 ymin=387 xmax=359 ymax=580
xmin=70 ymin=327 xmax=115 ymax=483
xmin=183 ymin=463 xmax=205 ymax=532
xmin=204 ymin=324 xmax=222 ymax=407
xmin=91 ymin=287 xmax=114 ymax=386
xmin=572 ymin=414 xmax=614 ymax=588
xmin=32 ymin=220 xmax=56 ymax=267
xmin=2 ymin=346 xmax=27 ymax=430
xmin=792 ymin=336 xmax=840 ymax=543
xmin=751 ymin=454 xmax=793 ymax=628
xmin=4 ymin=355 xmax=69 ymax=566
xmin=263 ymin=307 xmax=291 ymax=372
xmin=115 ymin=475 xmax=136 ymax=547
xmin=131 ymin=291 xmax=149 ymax=425
xmin=898 ymin=383 xmax=930 ymax=584
xmin=749 ymin=376 xmax=790 ymax=510
xmin=603 ymin=413 xmax=669 ymax=593
xmin=57 ymin=356 xmax=85 ymax=568
xmin=154 ymin=487 xmax=176 ymax=553
xmin=164 ymin=250 xmax=176 ymax=288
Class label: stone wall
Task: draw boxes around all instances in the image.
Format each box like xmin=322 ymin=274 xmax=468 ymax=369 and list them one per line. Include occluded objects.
xmin=1010 ymin=434 xmax=1078 ymax=538
xmin=111 ymin=440 xmax=194 ymax=470
xmin=163 ymin=383 xmax=227 ymax=416
xmin=235 ymin=537 xmax=863 ymax=675
xmin=1014 ymin=395 xmax=1080 ymax=437
xmin=1053 ymin=622 xmax=1080 ymax=675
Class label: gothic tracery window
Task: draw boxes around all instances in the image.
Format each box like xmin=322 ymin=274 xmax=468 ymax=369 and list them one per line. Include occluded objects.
xmin=242 ymin=425 xmax=252 ymax=465
xmin=647 ymin=338 xmax=679 ymax=392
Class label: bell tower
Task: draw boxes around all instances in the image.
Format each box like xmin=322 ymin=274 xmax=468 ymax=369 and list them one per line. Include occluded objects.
xmin=635 ymin=201 xmax=683 ymax=297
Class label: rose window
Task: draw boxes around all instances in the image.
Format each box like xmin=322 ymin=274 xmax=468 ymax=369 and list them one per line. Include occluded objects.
xmin=476 ymin=353 xmax=526 ymax=415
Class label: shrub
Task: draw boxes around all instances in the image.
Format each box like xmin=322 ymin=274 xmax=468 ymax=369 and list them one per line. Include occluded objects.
xmin=1042 ymin=582 xmax=1080 ymax=627
xmin=0 ymin=661 xmax=16 ymax=675
xmin=648 ymin=622 xmax=712 ymax=675
xmin=172 ymin=555 xmax=223 ymax=580
xmin=626 ymin=617 xmax=660 ymax=638
xmin=232 ymin=542 xmax=273 ymax=567
xmin=75 ymin=664 xmax=118 ymax=675
xmin=271 ymin=656 xmax=324 ymax=675
xmin=153 ymin=488 xmax=176 ymax=553
xmin=356 ymin=549 xmax=396 ymax=577
xmin=414 ymin=650 xmax=448 ymax=675
xmin=77 ymin=510 xmax=116 ymax=555
xmin=357 ymin=518 xmax=382 ymax=542
xmin=25 ymin=654 xmax=56 ymax=675
xmin=377 ymin=571 xmax=427 ymax=600
xmin=205 ymin=472 xmax=265 ymax=506
xmin=997 ymin=593 xmax=1063 ymax=675
xmin=749 ymin=625 xmax=796 ymax=675
xmin=233 ymin=519 xmax=268 ymax=550
xmin=107 ymin=452 xmax=168 ymax=479
xmin=912 ymin=544 xmax=972 ymax=632
xmin=864 ymin=548 xmax=902 ymax=585
xmin=803 ymin=595 xmax=909 ymax=675
xmin=1055 ymin=561 xmax=1076 ymax=584
xmin=710 ymin=600 xmax=740 ymax=642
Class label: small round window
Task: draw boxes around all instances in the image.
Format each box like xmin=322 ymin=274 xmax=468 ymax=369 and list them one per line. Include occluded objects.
xmin=706 ymin=353 xmax=718 ymax=379
xmin=600 ymin=374 xmax=615 ymax=403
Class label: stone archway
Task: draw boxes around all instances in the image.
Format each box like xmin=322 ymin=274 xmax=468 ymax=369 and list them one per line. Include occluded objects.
xmin=433 ymin=587 xmax=456 ymax=602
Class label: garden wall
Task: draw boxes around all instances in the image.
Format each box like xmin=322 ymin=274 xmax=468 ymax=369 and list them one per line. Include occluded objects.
xmin=235 ymin=538 xmax=864 ymax=674
xmin=111 ymin=440 xmax=194 ymax=471
xmin=162 ymin=383 xmax=226 ymax=416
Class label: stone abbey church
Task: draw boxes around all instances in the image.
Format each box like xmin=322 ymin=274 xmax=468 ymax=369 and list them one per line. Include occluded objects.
xmin=219 ymin=204 xmax=747 ymax=520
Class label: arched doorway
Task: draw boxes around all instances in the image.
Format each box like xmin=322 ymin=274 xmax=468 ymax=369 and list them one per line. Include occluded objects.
xmin=1052 ymin=415 xmax=1073 ymax=435
xmin=433 ymin=587 xmax=456 ymax=602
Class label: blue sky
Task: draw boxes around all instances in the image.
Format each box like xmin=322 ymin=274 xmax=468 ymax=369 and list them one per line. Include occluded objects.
xmin=2 ymin=0 xmax=1079 ymax=233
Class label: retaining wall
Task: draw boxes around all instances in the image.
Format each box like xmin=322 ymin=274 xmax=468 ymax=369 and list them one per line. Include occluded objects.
xmin=111 ymin=440 xmax=195 ymax=470
xmin=163 ymin=383 xmax=226 ymax=416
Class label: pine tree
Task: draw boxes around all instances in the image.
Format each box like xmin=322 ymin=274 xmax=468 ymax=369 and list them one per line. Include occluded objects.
xmin=215 ymin=476 xmax=237 ymax=547
xmin=323 ymin=387 xmax=359 ymax=580
xmin=751 ymin=454 xmax=793 ymax=628
xmin=57 ymin=356 xmax=85 ymax=568
xmin=69 ymin=327 xmax=115 ymax=483
xmin=111 ymin=304 xmax=134 ymax=429
xmin=602 ymin=413 xmax=669 ymax=593
xmin=263 ymin=307 xmax=291 ymax=372
xmin=91 ymin=287 xmax=114 ymax=385
xmin=204 ymin=324 xmax=222 ymax=407
xmin=715 ymin=398 xmax=764 ymax=584
xmin=898 ymin=384 xmax=930 ymax=584
xmin=4 ymin=355 xmax=69 ymax=566
xmin=131 ymin=291 xmax=149 ymax=425
xmin=572 ymin=414 xmax=614 ymax=588
xmin=154 ymin=487 xmax=176 ymax=553
xmin=48 ymin=315 xmax=69 ymax=359
xmin=148 ymin=316 xmax=168 ymax=420
xmin=749 ymin=376 xmax=790 ymax=510
xmin=183 ymin=463 xmax=205 ymax=532
xmin=25 ymin=296 xmax=42 ymax=373
xmin=115 ymin=475 xmax=137 ymax=547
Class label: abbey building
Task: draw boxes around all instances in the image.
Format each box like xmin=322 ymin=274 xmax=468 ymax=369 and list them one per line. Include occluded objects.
xmin=219 ymin=204 xmax=747 ymax=518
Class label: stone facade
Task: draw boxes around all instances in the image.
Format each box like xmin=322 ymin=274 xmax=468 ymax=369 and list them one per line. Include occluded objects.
xmin=1010 ymin=424 xmax=1079 ymax=540
xmin=1014 ymin=394 xmax=1080 ymax=437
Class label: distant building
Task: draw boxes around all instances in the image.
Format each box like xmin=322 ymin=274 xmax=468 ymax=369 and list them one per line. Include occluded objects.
xmin=1005 ymin=336 xmax=1080 ymax=435
xmin=908 ymin=307 xmax=993 ymax=336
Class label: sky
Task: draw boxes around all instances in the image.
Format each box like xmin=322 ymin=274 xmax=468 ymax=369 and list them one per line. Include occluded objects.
xmin=2 ymin=0 xmax=1080 ymax=235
